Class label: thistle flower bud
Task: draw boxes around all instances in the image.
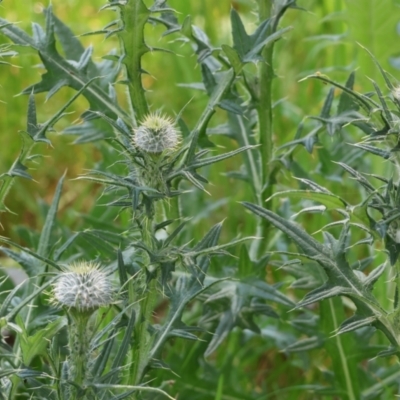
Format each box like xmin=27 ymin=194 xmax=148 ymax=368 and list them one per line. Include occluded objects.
xmin=53 ymin=261 xmax=113 ymax=312
xmin=133 ymin=113 xmax=180 ymax=154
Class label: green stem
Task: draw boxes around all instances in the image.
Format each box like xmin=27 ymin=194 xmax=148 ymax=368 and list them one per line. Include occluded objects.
xmin=258 ymin=1 xmax=274 ymax=192
xmin=68 ymin=312 xmax=92 ymax=399
xmin=327 ymin=299 xmax=357 ymax=400
xmin=131 ymin=277 xmax=158 ymax=386
xmin=251 ymin=0 xmax=275 ymax=259
xmin=119 ymin=0 xmax=150 ymax=122
xmin=130 ymin=211 xmax=158 ymax=388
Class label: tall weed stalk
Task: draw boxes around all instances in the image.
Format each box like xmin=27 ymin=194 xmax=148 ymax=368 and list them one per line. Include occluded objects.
xmin=0 ymin=1 xmax=293 ymax=399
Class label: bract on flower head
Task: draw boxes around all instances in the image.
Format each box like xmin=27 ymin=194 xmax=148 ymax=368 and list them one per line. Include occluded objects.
xmin=53 ymin=261 xmax=113 ymax=312
xmin=133 ymin=112 xmax=181 ymax=154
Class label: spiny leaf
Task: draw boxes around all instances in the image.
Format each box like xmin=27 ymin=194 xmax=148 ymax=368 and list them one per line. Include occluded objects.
xmin=242 ymin=202 xmax=383 ymax=311
xmin=301 ymin=73 xmax=375 ymax=113
xmin=0 ymin=10 xmax=128 ymax=123
xmin=37 ymin=172 xmax=65 ymax=260
xmin=267 ymin=190 xmax=348 ymax=210
xmin=230 ymin=8 xmax=292 ymax=63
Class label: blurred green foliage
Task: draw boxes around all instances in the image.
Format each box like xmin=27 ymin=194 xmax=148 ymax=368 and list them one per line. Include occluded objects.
xmin=3 ymin=0 xmax=400 ymax=241
xmin=3 ymin=1 xmax=400 ymax=398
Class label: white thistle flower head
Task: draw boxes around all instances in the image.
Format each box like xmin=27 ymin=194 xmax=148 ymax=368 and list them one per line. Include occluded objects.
xmin=133 ymin=112 xmax=181 ymax=154
xmin=53 ymin=261 xmax=113 ymax=312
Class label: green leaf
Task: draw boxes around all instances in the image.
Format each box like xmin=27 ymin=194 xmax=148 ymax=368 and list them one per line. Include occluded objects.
xmin=221 ymin=44 xmax=243 ymax=74
xmin=301 ymin=73 xmax=375 ymax=113
xmin=230 ymin=8 xmax=254 ymax=59
xmin=320 ymin=298 xmax=360 ymax=399
xmin=205 ymin=311 xmax=235 ymax=356
xmin=338 ymin=314 xmax=377 ymax=335
xmin=320 ymin=87 xmax=334 ymax=118
xmin=7 ymin=159 xmax=32 ymax=180
xmin=0 ymin=237 xmax=62 ymax=272
xmin=187 ymin=145 xmax=257 ymax=170
xmin=110 ymin=309 xmax=135 ymax=375
xmin=0 ymin=9 xmax=128 ymax=123
xmin=241 ymin=202 xmax=382 ymax=311
xmin=0 ymin=247 xmax=38 ymax=277
xmin=88 ymin=384 xmax=175 ymax=400
xmin=37 ymin=172 xmax=65 ymax=260
xmin=351 ymin=143 xmax=391 ymax=159
xmin=370 ymin=79 xmax=392 ymax=123
xmin=284 ymin=336 xmax=323 ymax=353
xmin=185 ymin=67 xmax=235 ymax=161
xmin=230 ymin=8 xmax=292 ymax=63
xmin=337 ymin=72 xmax=359 ymax=114
xmin=227 ymin=113 xmax=262 ymax=197
xmin=0 ymin=276 xmax=56 ymax=321
xmin=267 ymin=190 xmax=348 ymax=210
xmin=18 ymin=316 xmax=66 ymax=366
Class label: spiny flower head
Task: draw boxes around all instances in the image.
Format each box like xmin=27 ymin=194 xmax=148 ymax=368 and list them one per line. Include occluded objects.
xmin=52 ymin=261 xmax=113 ymax=312
xmin=133 ymin=112 xmax=180 ymax=154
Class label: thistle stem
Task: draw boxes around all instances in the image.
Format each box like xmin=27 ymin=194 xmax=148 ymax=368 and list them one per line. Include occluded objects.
xmin=251 ymin=0 xmax=275 ymax=259
xmin=258 ymin=1 xmax=274 ymax=192
xmin=119 ymin=0 xmax=150 ymax=122
xmin=68 ymin=312 xmax=92 ymax=399
xmin=131 ymin=276 xmax=158 ymax=386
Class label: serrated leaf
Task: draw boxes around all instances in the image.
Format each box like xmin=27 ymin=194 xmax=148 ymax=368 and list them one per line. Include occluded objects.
xmin=0 ymin=276 xmax=56 ymax=321
xmin=302 ymin=73 xmax=375 ymax=113
xmin=8 ymin=160 xmax=32 ymax=180
xmin=242 ymin=202 xmax=383 ymax=312
xmin=204 ymin=311 xmax=234 ymax=357
xmin=230 ymin=9 xmax=292 ymax=63
xmin=337 ymin=314 xmax=377 ymax=334
xmin=0 ymin=247 xmax=38 ymax=277
xmin=187 ymin=145 xmax=256 ymax=170
xmin=185 ymin=67 xmax=235 ymax=160
xmin=18 ymin=316 xmax=66 ymax=365
xmin=284 ymin=336 xmax=323 ymax=353
xmin=351 ymin=143 xmax=391 ymax=159
xmin=0 ymin=10 xmax=128 ymax=124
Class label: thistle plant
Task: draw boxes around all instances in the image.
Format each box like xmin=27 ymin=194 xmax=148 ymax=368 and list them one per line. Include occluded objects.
xmin=3 ymin=0 xmax=399 ymax=399
xmin=52 ymin=262 xmax=114 ymax=398
xmin=0 ymin=1 xmax=292 ymax=399
xmin=242 ymin=50 xmax=400 ymax=397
